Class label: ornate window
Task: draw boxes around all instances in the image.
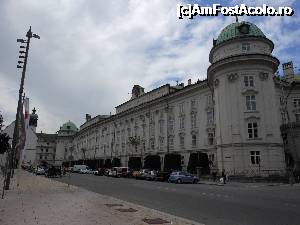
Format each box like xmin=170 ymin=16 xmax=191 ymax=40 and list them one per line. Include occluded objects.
xmin=179 ymin=117 xmax=185 ymax=129
xmin=244 ymin=76 xmax=254 ymax=87
xmin=159 ymin=120 xmax=164 ymax=134
xmin=207 ymin=111 xmax=213 ymax=124
xmin=293 ymin=99 xmax=300 ymax=108
xmin=180 ymin=136 xmax=185 ymax=147
xmin=296 ymin=113 xmax=300 ymax=122
xmin=248 ymin=122 xmax=258 ymax=139
xmin=179 ymin=103 xmax=184 ymax=114
xmin=250 ymin=151 xmax=260 ymax=165
xmin=168 ymin=119 xmax=174 ymax=134
xmin=207 ymin=95 xmax=213 ymax=105
xmin=150 ymin=139 xmax=155 ymax=150
xmin=192 ymin=135 xmax=197 ymax=147
xmin=208 ymin=132 xmax=214 ymax=145
xmin=242 ymin=43 xmax=250 ymax=51
xmin=150 ymin=123 xmax=155 ymax=137
xmin=159 ymin=137 xmax=164 ymax=150
xmin=191 ymin=112 xmax=197 ymax=129
xmin=191 ymin=99 xmax=196 ymax=109
xmin=246 ymin=95 xmax=256 ymax=111
xmin=168 ymin=136 xmax=174 ymax=149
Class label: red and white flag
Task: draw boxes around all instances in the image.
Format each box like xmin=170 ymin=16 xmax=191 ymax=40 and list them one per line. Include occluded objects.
xmin=24 ymin=97 xmax=29 ymax=130
xmin=19 ymin=97 xmax=29 ymax=163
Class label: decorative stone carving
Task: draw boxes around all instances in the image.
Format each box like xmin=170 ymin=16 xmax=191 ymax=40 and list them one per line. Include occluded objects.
xmin=259 ymin=72 xmax=269 ymax=81
xmin=227 ymin=73 xmax=239 ymax=82
xmin=139 ymin=115 xmax=145 ymax=121
xmin=214 ymin=79 xmax=219 ymax=87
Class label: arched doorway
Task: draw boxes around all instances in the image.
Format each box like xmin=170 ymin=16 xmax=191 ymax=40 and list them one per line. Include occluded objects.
xmin=164 ymin=153 xmax=181 ymax=172
xmin=112 ymin=158 xmax=121 ymax=167
xmin=128 ymin=157 xmax=142 ymax=170
xmin=104 ymin=159 xmax=112 ymax=168
xmin=144 ymin=155 xmax=161 ymax=170
xmin=187 ymin=152 xmax=210 ymax=175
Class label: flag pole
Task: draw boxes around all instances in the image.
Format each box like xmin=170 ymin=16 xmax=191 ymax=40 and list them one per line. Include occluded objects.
xmin=5 ymin=26 xmax=39 ymax=190
xmin=17 ymin=94 xmax=26 ymax=187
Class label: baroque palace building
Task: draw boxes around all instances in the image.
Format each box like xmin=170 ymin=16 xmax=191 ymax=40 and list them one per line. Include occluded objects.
xmin=47 ymin=20 xmax=300 ymax=177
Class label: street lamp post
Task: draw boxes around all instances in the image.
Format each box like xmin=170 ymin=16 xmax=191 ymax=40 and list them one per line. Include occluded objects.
xmin=5 ymin=26 xmax=39 ymax=190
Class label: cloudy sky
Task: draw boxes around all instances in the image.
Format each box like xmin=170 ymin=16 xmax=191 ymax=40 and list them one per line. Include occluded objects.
xmin=0 ymin=0 xmax=299 ymax=133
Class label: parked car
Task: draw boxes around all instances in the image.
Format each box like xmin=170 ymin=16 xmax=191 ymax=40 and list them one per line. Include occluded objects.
xmin=155 ymin=171 xmax=171 ymax=182
xmin=116 ymin=167 xmax=130 ymax=177
xmin=132 ymin=170 xmax=141 ymax=179
xmin=73 ymin=165 xmax=89 ymax=173
xmin=145 ymin=170 xmax=157 ymax=181
xmin=45 ymin=166 xmax=62 ymax=178
xmin=79 ymin=168 xmax=94 ymax=174
xmin=136 ymin=169 xmax=150 ymax=180
xmin=104 ymin=169 xmax=111 ymax=176
xmin=94 ymin=168 xmax=105 ymax=176
xmin=168 ymin=171 xmax=199 ymax=184
xmin=35 ymin=167 xmax=45 ymax=175
xmin=65 ymin=167 xmax=73 ymax=172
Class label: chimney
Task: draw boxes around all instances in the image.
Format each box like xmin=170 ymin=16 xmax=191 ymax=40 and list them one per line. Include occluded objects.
xmin=188 ymin=79 xmax=191 ymax=85
xmin=283 ymin=61 xmax=294 ymax=81
xmin=86 ymin=114 xmax=91 ymax=121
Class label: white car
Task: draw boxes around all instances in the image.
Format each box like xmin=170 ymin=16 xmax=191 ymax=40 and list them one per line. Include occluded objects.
xmin=79 ymin=169 xmax=94 ymax=174
xmin=36 ymin=167 xmax=45 ymax=175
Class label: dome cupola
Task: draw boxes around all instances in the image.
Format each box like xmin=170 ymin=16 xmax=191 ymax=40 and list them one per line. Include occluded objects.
xmin=215 ymin=21 xmax=266 ymax=46
xmin=59 ymin=121 xmax=78 ymax=132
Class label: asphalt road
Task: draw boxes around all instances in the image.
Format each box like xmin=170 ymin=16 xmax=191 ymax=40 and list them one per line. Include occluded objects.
xmin=54 ymin=174 xmax=300 ymax=225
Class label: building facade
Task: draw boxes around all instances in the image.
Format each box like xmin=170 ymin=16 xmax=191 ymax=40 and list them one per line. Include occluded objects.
xmin=36 ymin=133 xmax=57 ymax=165
xmin=49 ymin=20 xmax=300 ymax=177
xmin=0 ymin=108 xmax=39 ymax=167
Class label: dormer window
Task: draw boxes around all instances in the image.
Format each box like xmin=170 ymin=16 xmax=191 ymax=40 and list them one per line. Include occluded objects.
xmin=242 ymin=43 xmax=250 ymax=51
xmin=238 ymin=23 xmax=250 ymax=34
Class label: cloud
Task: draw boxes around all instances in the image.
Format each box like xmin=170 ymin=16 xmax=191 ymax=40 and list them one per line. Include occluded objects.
xmin=0 ymin=0 xmax=299 ymax=133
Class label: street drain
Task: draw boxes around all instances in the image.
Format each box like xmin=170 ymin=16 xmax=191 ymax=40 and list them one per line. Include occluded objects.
xmin=116 ymin=208 xmax=138 ymax=212
xmin=105 ymin=203 xmax=124 ymax=207
xmin=142 ymin=218 xmax=170 ymax=224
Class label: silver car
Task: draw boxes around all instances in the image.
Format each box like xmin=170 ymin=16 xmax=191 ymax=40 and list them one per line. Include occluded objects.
xmin=168 ymin=171 xmax=199 ymax=184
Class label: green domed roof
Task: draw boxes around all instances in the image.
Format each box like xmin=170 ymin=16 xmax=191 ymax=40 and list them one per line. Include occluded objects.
xmin=216 ymin=21 xmax=265 ymax=45
xmin=60 ymin=121 xmax=78 ymax=132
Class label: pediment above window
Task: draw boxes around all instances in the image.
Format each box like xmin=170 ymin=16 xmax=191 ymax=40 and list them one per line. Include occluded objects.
xmin=241 ymin=89 xmax=258 ymax=95
xmin=244 ymin=115 xmax=260 ymax=121
xmin=178 ymin=132 xmax=185 ymax=136
xmin=190 ymin=129 xmax=199 ymax=135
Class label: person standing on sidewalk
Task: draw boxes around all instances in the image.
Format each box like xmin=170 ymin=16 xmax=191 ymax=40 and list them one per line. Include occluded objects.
xmin=289 ymin=169 xmax=295 ymax=186
xmin=221 ymin=169 xmax=226 ymax=184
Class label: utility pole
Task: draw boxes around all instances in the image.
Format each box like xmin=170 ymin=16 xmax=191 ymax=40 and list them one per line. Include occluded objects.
xmin=5 ymin=26 xmax=40 ymax=190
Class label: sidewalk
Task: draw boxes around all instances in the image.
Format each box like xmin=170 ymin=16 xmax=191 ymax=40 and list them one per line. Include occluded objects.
xmin=198 ymin=180 xmax=300 ymax=188
xmin=0 ymin=170 xmax=203 ymax=225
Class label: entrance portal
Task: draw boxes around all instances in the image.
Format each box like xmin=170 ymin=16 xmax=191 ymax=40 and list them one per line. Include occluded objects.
xmin=164 ymin=153 xmax=181 ymax=172
xmin=144 ymin=155 xmax=161 ymax=170
xmin=187 ymin=152 xmax=210 ymax=175
xmin=128 ymin=157 xmax=142 ymax=170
